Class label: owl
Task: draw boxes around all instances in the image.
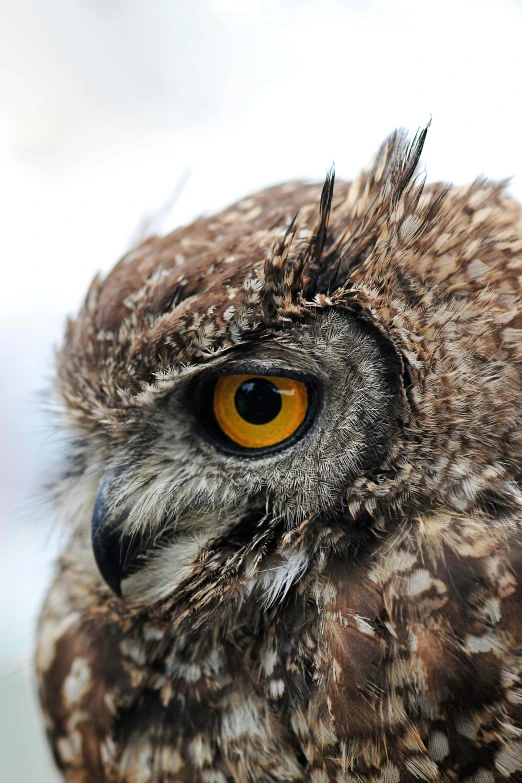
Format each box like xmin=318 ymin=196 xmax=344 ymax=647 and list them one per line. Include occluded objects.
xmin=36 ymin=126 xmax=522 ymax=783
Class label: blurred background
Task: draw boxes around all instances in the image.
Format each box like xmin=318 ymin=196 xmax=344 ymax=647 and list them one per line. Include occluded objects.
xmin=2 ymin=0 xmax=522 ymax=779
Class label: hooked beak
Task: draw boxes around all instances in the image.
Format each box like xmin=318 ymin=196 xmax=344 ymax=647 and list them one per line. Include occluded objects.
xmin=91 ymin=470 xmax=143 ymax=597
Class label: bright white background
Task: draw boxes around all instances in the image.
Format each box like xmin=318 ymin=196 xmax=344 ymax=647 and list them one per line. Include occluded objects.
xmin=1 ymin=1 xmax=522 ymax=779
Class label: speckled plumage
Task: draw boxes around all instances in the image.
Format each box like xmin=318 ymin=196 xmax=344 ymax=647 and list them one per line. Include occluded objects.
xmin=36 ymin=127 xmax=522 ymax=782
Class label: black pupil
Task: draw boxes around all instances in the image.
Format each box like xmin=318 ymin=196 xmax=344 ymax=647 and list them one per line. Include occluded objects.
xmin=234 ymin=378 xmax=282 ymax=425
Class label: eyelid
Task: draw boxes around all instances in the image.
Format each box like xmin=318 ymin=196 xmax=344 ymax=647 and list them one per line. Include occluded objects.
xmin=200 ymin=362 xmax=322 ymax=386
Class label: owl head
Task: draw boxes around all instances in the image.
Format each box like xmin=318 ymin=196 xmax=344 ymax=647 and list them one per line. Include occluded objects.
xmin=53 ymin=126 xmax=522 ymax=625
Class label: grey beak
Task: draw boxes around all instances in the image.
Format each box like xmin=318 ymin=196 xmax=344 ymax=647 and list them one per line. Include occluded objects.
xmin=91 ymin=470 xmax=141 ymax=598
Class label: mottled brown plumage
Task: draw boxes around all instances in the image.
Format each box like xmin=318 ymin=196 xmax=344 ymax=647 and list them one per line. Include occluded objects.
xmin=36 ymin=128 xmax=522 ymax=782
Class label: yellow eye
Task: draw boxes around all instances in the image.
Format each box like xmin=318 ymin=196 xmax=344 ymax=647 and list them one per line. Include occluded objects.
xmin=213 ymin=374 xmax=309 ymax=450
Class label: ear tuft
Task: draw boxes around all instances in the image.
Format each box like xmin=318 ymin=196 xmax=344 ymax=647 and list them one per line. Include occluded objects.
xmin=261 ymin=123 xmax=432 ymax=317
xmin=262 ymin=165 xmax=336 ymax=320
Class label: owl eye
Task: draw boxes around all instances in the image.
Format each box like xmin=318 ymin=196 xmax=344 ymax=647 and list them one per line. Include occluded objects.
xmin=210 ymin=373 xmax=309 ymax=451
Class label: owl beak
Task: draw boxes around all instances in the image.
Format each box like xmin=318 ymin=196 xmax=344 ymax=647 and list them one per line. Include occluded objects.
xmin=91 ymin=470 xmax=141 ymax=598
